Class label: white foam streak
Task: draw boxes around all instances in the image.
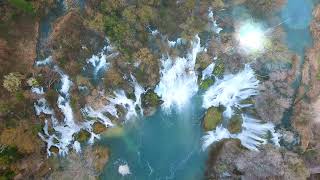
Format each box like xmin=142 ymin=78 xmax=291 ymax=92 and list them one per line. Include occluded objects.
xmin=203 ymin=65 xmax=259 ymax=118
xmin=35 ymin=56 xmax=53 ymax=66
xmin=34 ymin=98 xmax=54 ymax=115
xmin=81 ymin=106 xmax=114 ymax=127
xmin=155 ymin=35 xmax=201 ymax=110
xmin=202 ymin=126 xmax=231 ymax=150
xmin=85 ymin=41 xmax=118 ymax=79
xmin=31 ymin=87 xmax=45 ymax=94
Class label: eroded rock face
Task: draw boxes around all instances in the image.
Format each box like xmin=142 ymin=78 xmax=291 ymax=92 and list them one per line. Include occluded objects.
xmin=48 ymin=146 xmax=109 ymax=180
xmin=254 ymin=55 xmax=297 ymax=124
xmin=205 ymin=140 xmax=310 ymax=180
xmin=236 ymin=146 xmax=309 ymax=180
xmin=205 ymin=139 xmax=245 ymax=179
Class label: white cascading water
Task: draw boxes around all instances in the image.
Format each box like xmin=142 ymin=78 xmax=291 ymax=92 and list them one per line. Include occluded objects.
xmin=84 ymin=40 xmax=118 ymax=79
xmin=37 ymin=70 xmax=84 ymax=156
xmin=202 ymin=114 xmax=280 ymax=151
xmin=155 ymin=35 xmax=201 ymax=110
xmin=82 ymin=75 xmax=145 ymax=124
xmin=203 ymin=64 xmax=259 ymax=118
xmin=208 ymin=8 xmax=223 ymax=34
xmin=35 ymin=56 xmax=53 ymax=66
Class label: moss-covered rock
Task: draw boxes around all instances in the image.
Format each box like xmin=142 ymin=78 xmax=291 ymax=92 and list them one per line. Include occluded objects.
xmin=213 ymin=60 xmax=224 ymax=78
xmin=74 ymin=130 xmax=90 ymax=143
xmin=228 ymin=114 xmax=243 ymax=134
xmin=49 ymin=146 xmax=59 ymax=155
xmin=200 ymin=78 xmax=215 ymax=90
xmin=142 ymin=90 xmax=161 ymax=108
xmin=203 ymin=106 xmax=223 ymax=131
xmin=92 ymin=122 xmax=107 ymax=134
xmin=141 ymin=89 xmax=161 ymax=116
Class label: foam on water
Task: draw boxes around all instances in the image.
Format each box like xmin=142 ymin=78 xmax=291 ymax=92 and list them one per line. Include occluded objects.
xmin=118 ymin=164 xmax=131 ymax=176
xmin=108 ymin=76 xmax=145 ymax=120
xmin=202 ymin=114 xmax=280 ymax=151
xmin=203 ymin=64 xmax=259 ymax=118
xmin=31 ymin=87 xmax=45 ymax=94
xmin=155 ymin=35 xmax=201 ymax=110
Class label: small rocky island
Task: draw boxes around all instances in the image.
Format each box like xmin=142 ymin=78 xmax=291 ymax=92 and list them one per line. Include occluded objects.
xmin=0 ymin=0 xmax=320 ymax=179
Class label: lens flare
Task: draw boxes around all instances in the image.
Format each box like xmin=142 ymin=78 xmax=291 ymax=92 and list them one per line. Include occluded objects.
xmin=236 ymin=21 xmax=267 ymax=54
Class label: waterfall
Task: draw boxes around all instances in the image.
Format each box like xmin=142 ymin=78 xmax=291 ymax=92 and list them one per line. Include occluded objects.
xmin=202 ymin=114 xmax=280 ymax=151
xmin=82 ymin=75 xmax=145 ymax=124
xmin=203 ymin=64 xmax=259 ymax=118
xmin=37 ymin=70 xmax=83 ymax=156
xmin=155 ymin=35 xmax=202 ymax=110
xmin=83 ymin=40 xmax=118 ymax=81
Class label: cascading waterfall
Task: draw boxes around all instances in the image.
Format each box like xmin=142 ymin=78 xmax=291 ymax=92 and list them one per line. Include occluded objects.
xmin=83 ymin=40 xmax=118 ymax=81
xmin=34 ymin=55 xmax=145 ymax=155
xmin=155 ymin=35 xmax=202 ymax=110
xmin=203 ymin=64 xmax=259 ymax=118
xmin=36 ymin=68 xmax=85 ymax=156
xmin=202 ymin=114 xmax=280 ymax=151
xmin=201 ymin=65 xmax=280 ymax=151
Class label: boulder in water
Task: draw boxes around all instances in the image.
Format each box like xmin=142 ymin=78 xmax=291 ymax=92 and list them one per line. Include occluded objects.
xmin=203 ymin=106 xmax=223 ymax=131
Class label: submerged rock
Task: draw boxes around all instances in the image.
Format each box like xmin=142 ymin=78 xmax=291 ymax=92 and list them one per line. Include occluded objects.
xmin=203 ymin=106 xmax=223 ymax=131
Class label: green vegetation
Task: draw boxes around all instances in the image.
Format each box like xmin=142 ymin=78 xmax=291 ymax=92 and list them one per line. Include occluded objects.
xmin=0 ymin=146 xmax=22 ymax=166
xmin=200 ymin=78 xmax=215 ymax=90
xmin=141 ymin=90 xmax=161 ymax=108
xmin=0 ymin=169 xmax=15 ymax=180
xmin=203 ymin=106 xmax=223 ymax=131
xmin=8 ymin=0 xmax=34 ymax=14
xmin=213 ymin=61 xmax=225 ymax=77
xmin=27 ymin=77 xmax=39 ymax=87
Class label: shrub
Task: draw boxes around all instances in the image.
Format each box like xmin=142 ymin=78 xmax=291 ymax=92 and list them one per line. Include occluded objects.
xmin=8 ymin=0 xmax=34 ymax=14
xmin=3 ymin=72 xmax=23 ymax=93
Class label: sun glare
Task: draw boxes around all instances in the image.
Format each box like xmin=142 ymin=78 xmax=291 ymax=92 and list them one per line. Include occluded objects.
xmin=236 ymin=22 xmax=267 ymax=54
